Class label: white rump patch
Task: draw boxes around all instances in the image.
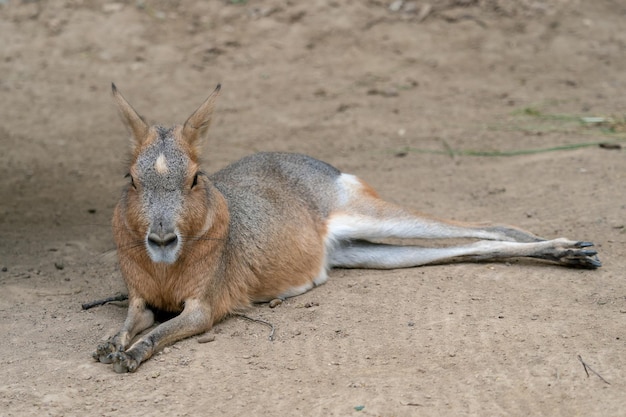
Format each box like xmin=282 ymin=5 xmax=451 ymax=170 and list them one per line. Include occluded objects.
xmin=155 ymin=153 xmax=169 ymax=174
xmin=335 ymin=173 xmax=362 ymax=206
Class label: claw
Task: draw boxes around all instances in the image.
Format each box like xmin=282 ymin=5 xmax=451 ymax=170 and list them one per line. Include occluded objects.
xmin=571 ymin=255 xmax=602 ymax=269
xmin=575 ymin=241 xmax=595 ymax=248
xmin=581 ymin=250 xmax=598 ymax=257
xmin=589 ymin=257 xmax=602 ymax=268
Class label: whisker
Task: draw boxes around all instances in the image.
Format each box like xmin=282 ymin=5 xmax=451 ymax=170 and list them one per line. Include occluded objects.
xmin=114 ymin=240 xmax=149 ymax=254
xmin=180 ymin=235 xmax=227 ymax=243
xmin=96 ymin=247 xmax=118 ymax=259
xmin=73 ymin=223 xmax=113 ymax=228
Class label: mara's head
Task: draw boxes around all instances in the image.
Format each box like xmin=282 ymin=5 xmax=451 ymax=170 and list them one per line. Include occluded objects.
xmin=112 ymin=83 xmax=221 ymax=264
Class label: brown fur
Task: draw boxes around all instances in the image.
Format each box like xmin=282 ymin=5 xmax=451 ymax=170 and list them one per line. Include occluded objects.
xmin=112 ymin=183 xmax=231 ymax=318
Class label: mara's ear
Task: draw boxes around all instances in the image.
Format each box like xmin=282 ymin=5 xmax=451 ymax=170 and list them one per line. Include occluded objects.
xmin=111 ymin=83 xmax=149 ymax=146
xmin=182 ymin=84 xmax=221 ymax=145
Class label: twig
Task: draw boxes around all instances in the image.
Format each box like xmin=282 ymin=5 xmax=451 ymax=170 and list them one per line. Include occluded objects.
xmin=400 ymin=401 xmax=423 ymax=407
xmin=578 ymin=355 xmax=610 ymax=385
xmin=81 ymin=293 xmax=129 ymax=310
xmin=235 ymin=313 xmax=276 ymax=341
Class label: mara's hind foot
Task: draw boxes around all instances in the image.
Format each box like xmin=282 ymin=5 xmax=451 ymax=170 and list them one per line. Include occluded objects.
xmin=533 ymin=239 xmax=601 ymax=269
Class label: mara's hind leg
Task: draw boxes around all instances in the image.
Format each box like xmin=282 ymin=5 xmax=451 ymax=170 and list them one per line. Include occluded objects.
xmin=327 ymin=174 xmax=545 ymax=242
xmin=330 ymin=174 xmax=543 ymax=243
xmin=329 ymin=239 xmax=601 ymax=269
xmin=326 ymin=174 xmax=600 ymax=268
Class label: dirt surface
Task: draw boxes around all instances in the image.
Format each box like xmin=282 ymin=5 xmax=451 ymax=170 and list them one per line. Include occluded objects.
xmin=1 ymin=0 xmax=626 ymax=415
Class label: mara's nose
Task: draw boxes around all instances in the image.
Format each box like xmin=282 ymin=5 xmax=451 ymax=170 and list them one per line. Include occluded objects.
xmin=147 ymin=232 xmax=178 ymax=248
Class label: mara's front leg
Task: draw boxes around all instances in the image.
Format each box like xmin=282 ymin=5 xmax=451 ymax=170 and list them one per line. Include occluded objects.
xmin=93 ymin=297 xmax=155 ymax=364
xmin=107 ymin=299 xmax=212 ymax=373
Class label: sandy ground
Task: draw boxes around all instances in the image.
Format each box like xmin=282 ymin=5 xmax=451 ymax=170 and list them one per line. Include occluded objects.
xmin=1 ymin=0 xmax=626 ymax=415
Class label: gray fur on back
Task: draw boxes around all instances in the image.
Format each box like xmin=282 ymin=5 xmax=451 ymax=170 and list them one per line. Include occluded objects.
xmin=209 ymin=152 xmax=341 ymax=252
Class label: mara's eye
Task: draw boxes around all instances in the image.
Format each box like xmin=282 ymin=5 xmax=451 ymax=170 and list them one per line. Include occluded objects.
xmin=191 ymin=173 xmax=199 ymax=189
xmin=125 ymin=173 xmax=136 ymax=189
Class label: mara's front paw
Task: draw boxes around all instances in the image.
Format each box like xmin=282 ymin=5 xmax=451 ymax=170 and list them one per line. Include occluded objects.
xmin=93 ymin=341 xmax=119 ymax=364
xmin=109 ymin=351 xmax=139 ymax=373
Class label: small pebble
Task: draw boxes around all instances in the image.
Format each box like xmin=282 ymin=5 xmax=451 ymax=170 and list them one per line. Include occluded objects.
xmin=197 ymin=334 xmax=216 ymax=343
xmin=389 ymin=0 xmax=403 ymax=12
xmin=102 ymin=3 xmax=124 ymax=13
xmin=269 ymin=298 xmax=283 ymax=308
xmin=54 ymin=261 xmax=64 ymax=270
